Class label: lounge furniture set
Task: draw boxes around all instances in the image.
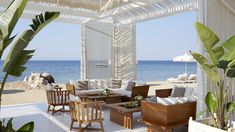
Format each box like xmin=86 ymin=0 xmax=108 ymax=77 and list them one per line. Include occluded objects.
xmin=167 ymin=73 xmax=197 ymax=83
xmin=45 ymin=80 xmax=197 ymax=132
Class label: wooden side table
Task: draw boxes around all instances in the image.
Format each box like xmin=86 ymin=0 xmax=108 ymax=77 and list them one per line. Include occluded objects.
xmin=108 ymin=102 xmax=142 ymax=129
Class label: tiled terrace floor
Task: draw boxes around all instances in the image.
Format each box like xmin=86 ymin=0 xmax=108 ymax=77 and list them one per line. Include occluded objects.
xmin=0 ymin=103 xmax=147 ymax=132
xmin=0 ymin=103 xmax=187 ymax=132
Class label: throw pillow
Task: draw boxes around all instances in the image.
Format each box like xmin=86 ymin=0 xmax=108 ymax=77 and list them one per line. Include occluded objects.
xmin=103 ymin=79 xmax=109 ymax=88
xmin=77 ymin=80 xmax=88 ymax=90
xmin=120 ymin=80 xmax=129 ymax=89
xmin=110 ymin=79 xmax=122 ymax=88
xmin=97 ymin=79 xmax=106 ymax=89
xmin=126 ymin=81 xmax=136 ymax=91
xmin=171 ymin=86 xmax=186 ymax=97
xmin=88 ymin=79 xmax=97 ymax=89
xmin=184 ymin=87 xmax=194 ymax=98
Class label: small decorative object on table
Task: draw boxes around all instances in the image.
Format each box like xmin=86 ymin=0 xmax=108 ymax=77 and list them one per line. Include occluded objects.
xmin=99 ymin=89 xmax=111 ymax=96
xmin=123 ymin=102 xmax=138 ymax=108
xmin=135 ymin=95 xmax=143 ymax=106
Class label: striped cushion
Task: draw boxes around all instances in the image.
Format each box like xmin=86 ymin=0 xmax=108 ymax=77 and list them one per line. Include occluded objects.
xmin=110 ymin=79 xmax=122 ymax=88
xmin=77 ymin=81 xmax=88 ymax=90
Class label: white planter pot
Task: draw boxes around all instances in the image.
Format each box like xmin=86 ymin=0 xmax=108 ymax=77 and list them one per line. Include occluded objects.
xmin=188 ymin=117 xmax=234 ymax=132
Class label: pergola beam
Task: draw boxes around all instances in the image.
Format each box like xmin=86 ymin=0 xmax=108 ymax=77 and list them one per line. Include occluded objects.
xmin=86 ymin=0 xmax=162 ymax=24
xmin=115 ymin=0 xmax=198 ymax=25
xmin=0 ymin=0 xmax=199 ymax=25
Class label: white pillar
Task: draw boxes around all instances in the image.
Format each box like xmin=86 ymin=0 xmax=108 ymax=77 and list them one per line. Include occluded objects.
xmin=113 ymin=24 xmax=136 ymax=80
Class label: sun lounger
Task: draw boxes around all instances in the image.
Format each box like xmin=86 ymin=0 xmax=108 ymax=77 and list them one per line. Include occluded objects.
xmin=167 ymin=73 xmax=197 ymax=83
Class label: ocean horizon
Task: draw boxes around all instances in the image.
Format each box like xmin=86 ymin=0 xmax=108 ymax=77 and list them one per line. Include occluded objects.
xmin=0 ymin=60 xmax=197 ymax=83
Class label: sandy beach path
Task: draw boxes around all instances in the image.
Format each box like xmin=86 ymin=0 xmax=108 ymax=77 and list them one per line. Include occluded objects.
xmin=2 ymin=89 xmax=47 ymax=106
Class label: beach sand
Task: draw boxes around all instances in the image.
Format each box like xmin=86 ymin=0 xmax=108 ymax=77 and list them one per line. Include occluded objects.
xmin=2 ymin=81 xmax=197 ymax=106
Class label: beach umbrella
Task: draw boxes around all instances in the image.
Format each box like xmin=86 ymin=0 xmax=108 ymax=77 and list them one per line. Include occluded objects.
xmin=173 ymin=52 xmax=195 ymax=74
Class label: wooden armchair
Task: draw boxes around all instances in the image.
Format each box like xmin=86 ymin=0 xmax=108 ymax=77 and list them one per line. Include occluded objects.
xmin=141 ymin=100 xmax=196 ymax=132
xmin=46 ymin=90 xmax=70 ymax=115
xmin=69 ymin=101 xmax=104 ymax=132
xmin=66 ymin=83 xmax=75 ymax=95
xmin=130 ymin=85 xmax=150 ymax=101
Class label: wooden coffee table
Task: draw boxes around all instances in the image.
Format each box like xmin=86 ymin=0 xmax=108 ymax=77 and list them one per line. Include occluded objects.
xmin=77 ymin=93 xmax=123 ymax=104
xmin=87 ymin=93 xmax=123 ymax=104
xmin=108 ymin=102 xmax=142 ymax=129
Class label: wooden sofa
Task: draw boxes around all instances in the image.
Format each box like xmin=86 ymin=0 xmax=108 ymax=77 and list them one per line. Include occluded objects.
xmin=66 ymin=82 xmax=150 ymax=102
xmin=141 ymin=88 xmax=196 ymax=132
xmin=141 ymin=100 xmax=196 ymax=132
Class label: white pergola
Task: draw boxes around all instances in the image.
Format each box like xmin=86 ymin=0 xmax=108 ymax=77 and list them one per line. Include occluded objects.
xmin=0 ymin=0 xmax=198 ymax=24
xmin=1 ymin=0 xmax=235 ymax=118
xmin=0 ymin=0 xmax=197 ymax=80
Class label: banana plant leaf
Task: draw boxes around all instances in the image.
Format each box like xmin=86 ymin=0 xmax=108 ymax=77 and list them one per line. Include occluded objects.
xmin=226 ymin=64 xmax=235 ymax=78
xmin=227 ymin=102 xmax=235 ymax=114
xmin=221 ymin=35 xmax=235 ymax=61
xmin=217 ymin=60 xmax=231 ymax=71
xmin=3 ymin=11 xmax=60 ymax=77
xmin=0 ymin=118 xmax=34 ymax=132
xmin=191 ymin=51 xmax=220 ymax=82
xmin=17 ymin=121 xmax=34 ymax=132
xmin=195 ymin=22 xmax=223 ymax=66
xmin=0 ymin=0 xmax=27 ymax=58
xmin=205 ymin=92 xmax=217 ymax=113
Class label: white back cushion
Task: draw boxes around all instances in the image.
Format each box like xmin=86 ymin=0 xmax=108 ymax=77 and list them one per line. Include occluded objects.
xmin=96 ymin=80 xmax=105 ymax=89
xmin=88 ymin=79 xmax=97 ymax=89
xmin=184 ymin=87 xmax=194 ymax=98
xmin=120 ymin=80 xmax=129 ymax=89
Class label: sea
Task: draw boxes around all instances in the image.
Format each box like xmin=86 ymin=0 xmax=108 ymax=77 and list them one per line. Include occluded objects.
xmin=0 ymin=61 xmax=197 ymax=83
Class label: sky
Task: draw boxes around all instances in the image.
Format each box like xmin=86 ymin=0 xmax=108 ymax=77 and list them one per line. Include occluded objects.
xmin=2 ymin=11 xmax=197 ymax=61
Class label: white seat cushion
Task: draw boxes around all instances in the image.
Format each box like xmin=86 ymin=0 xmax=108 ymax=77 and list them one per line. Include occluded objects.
xmin=157 ymin=97 xmax=177 ymax=105
xmin=110 ymin=89 xmax=131 ymax=97
xmin=75 ymin=89 xmax=103 ymax=95
xmin=146 ymin=96 xmax=157 ymax=103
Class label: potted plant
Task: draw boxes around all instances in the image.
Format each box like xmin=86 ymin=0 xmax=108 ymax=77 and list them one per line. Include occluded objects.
xmin=189 ymin=22 xmax=235 ymax=131
xmin=0 ymin=0 xmax=60 ymax=131
xmin=135 ymin=95 xmax=143 ymax=106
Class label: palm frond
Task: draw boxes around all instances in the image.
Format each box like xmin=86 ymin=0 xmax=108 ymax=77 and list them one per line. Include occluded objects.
xmin=3 ymin=12 xmax=60 ymax=77
xmin=0 ymin=0 xmax=27 ymax=58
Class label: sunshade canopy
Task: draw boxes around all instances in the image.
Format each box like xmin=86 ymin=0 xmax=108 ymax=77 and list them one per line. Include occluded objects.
xmin=173 ymin=53 xmax=195 ymax=62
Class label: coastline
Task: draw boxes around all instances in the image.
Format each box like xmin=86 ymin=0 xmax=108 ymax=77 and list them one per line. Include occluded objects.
xmin=2 ymin=81 xmax=196 ymax=106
